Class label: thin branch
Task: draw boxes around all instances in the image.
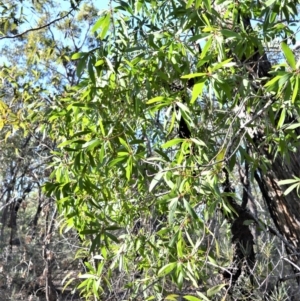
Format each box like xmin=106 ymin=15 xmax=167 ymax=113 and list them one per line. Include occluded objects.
xmin=0 ymin=6 xmax=77 ymax=40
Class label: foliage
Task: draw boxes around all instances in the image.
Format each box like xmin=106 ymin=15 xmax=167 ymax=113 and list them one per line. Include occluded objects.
xmin=2 ymin=0 xmax=300 ymax=300
xmin=0 ymin=0 xmax=100 ymax=300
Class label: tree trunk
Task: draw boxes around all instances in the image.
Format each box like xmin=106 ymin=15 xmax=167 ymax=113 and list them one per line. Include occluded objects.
xmin=255 ymin=153 xmax=300 ymax=262
xmin=240 ymin=12 xmax=300 ymax=277
xmin=222 ymin=10 xmax=300 ymax=288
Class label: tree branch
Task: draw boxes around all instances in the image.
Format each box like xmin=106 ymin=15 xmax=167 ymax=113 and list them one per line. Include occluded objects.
xmin=0 ymin=7 xmax=77 ymax=40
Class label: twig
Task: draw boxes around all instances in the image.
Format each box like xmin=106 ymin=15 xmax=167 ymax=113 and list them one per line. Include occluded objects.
xmin=0 ymin=7 xmax=77 ymax=40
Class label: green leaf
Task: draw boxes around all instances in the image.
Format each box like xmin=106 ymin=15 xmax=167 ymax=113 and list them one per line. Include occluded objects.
xmin=88 ymin=59 xmax=96 ymax=84
xmin=196 ymin=291 xmax=210 ymax=301
xmin=278 ymin=178 xmax=300 ymax=185
xmin=105 ymin=231 xmax=120 ymax=243
xmin=181 ymin=73 xmax=207 ymax=79
xmin=190 ymin=138 xmax=206 ymax=147
xmin=168 ymin=197 xmax=178 ymax=223
xmin=78 ymin=273 xmax=98 ymax=279
xmin=200 ymin=36 xmax=212 ymax=59
xmin=99 ymin=13 xmax=111 ymax=40
xmin=135 ymin=0 xmax=143 ymax=13
xmin=203 ymin=0 xmax=211 ymax=12
xmin=158 ymin=262 xmax=177 ymax=276
xmin=207 ymin=284 xmax=226 ymax=297
xmin=80 ymin=229 xmax=99 ymax=235
xmin=278 ymin=73 xmax=292 ymax=89
xmin=216 ymin=147 xmax=226 ymax=164
xmin=220 ymin=29 xmax=240 ymax=39
xmin=109 ymin=156 xmax=127 ymax=167
xmin=71 ymin=52 xmax=87 ymax=60
xmin=162 ymin=138 xmax=184 ymax=148
xmin=149 ymin=171 xmax=164 ymax=192
xmin=58 ymin=139 xmax=74 ymax=148
xmin=126 ymin=157 xmax=133 ymax=180
xmin=281 ymin=42 xmax=296 ymax=69
xmin=92 ymin=12 xmax=110 ymax=35
xmin=183 ymin=199 xmax=198 ymax=220
xmin=119 ymin=137 xmax=130 ymax=150
xmin=76 ymin=55 xmax=88 ymax=77
xmin=177 ymin=235 xmax=183 ymax=257
xmin=95 ymin=59 xmax=104 ymax=66
xmin=211 ymin=58 xmax=235 ymax=71
xmin=264 ymin=75 xmax=281 ymax=88
xmin=185 ymin=0 xmax=194 ymax=8
xmin=176 ymin=102 xmax=190 ymax=112
xmin=191 ymin=80 xmax=206 ymax=104
xmin=184 ymin=296 xmax=202 ymax=301
xmin=265 ymin=0 xmax=277 ymax=6
xmin=164 ymin=173 xmax=175 ymax=189
xmin=283 ymin=182 xmax=299 ymax=196
xmin=83 ymin=139 xmax=101 ymax=151
xmin=292 ymin=76 xmax=299 ymax=103
xmin=177 ymin=270 xmax=184 ymax=289
xmin=285 ymin=123 xmax=300 ymax=130
xmin=105 ymin=57 xmax=115 ymax=72
xmin=277 ymin=108 xmax=286 ymax=129
xmin=146 ymin=96 xmax=165 ymax=104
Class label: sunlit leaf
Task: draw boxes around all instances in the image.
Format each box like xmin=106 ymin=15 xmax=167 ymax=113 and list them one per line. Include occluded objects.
xmin=158 ymin=262 xmax=177 ymax=276
xmin=191 ymin=79 xmax=206 ymax=104
xmin=281 ymin=42 xmax=296 ymax=69
xmin=184 ymin=296 xmax=203 ymax=301
xmin=292 ymin=76 xmax=299 ymax=103
xmin=277 ymin=108 xmax=286 ymax=129
xmin=162 ymin=138 xmax=184 ymax=148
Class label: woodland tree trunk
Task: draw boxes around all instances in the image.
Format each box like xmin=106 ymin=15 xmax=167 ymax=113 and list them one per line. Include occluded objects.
xmin=221 ymin=10 xmax=300 ymax=289
xmin=255 ymin=152 xmax=300 ymax=262
xmin=241 ymin=12 xmax=300 ymax=280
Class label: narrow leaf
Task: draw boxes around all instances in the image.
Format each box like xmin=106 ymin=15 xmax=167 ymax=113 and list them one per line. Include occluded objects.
xmin=71 ymin=52 xmax=86 ymax=60
xmin=196 ymin=291 xmax=210 ymax=301
xmin=281 ymin=42 xmax=296 ymax=69
xmin=264 ymin=74 xmax=281 ymax=89
xmin=292 ymin=76 xmax=299 ymax=103
xmin=158 ymin=262 xmax=177 ymax=276
xmin=277 ymin=108 xmax=286 ymax=129
xmin=181 ymin=73 xmax=207 ymax=79
xmin=285 ymin=123 xmax=300 ymax=130
xmin=184 ymin=296 xmax=202 ymax=301
xmin=83 ymin=139 xmax=101 ymax=151
xmin=191 ymin=80 xmax=205 ymax=104
xmin=207 ymin=284 xmax=226 ymax=297
xmin=149 ymin=172 xmax=164 ymax=192
xmin=105 ymin=57 xmax=115 ymax=72
xmin=265 ymin=0 xmax=277 ymax=6
xmin=278 ymin=178 xmax=300 ymax=185
xmin=162 ymin=138 xmax=184 ymax=148
xmin=165 ymin=295 xmax=179 ymax=301
xmin=95 ymin=59 xmax=104 ymax=66
xmin=146 ymin=96 xmax=165 ymax=104
xmin=283 ymin=183 xmax=299 ymax=196
xmin=190 ymin=138 xmax=206 ymax=147
xmin=176 ymin=102 xmax=190 ymax=112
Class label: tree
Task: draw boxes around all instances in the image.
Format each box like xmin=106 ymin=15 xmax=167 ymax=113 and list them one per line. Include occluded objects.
xmin=3 ymin=0 xmax=300 ymax=300
xmin=0 ymin=1 xmax=100 ymax=300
